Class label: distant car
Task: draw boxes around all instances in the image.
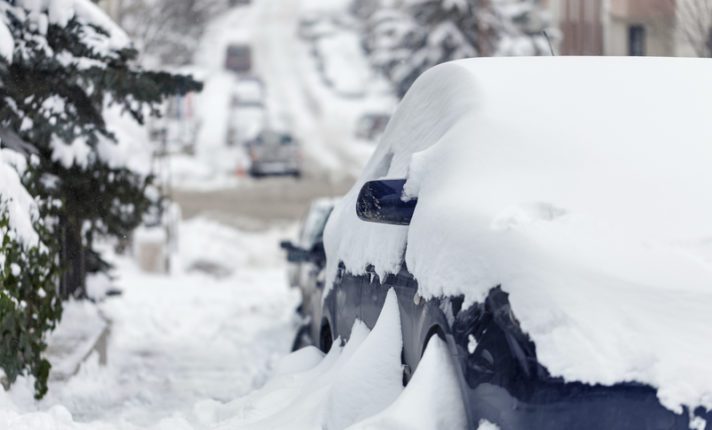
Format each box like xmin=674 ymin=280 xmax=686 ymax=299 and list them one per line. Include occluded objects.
xmin=303 ymin=58 xmax=712 ymax=429
xmin=280 ymin=198 xmax=336 ymax=348
xmin=355 ymin=112 xmax=390 ymax=142
xmin=225 ymin=44 xmax=252 ymax=74
xmin=231 ymin=76 xmax=265 ymax=108
xmin=246 ymin=130 xmax=301 ymax=178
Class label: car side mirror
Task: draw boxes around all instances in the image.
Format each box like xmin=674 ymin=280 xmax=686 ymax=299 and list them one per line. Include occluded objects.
xmin=280 ymin=240 xmax=312 ymax=263
xmin=356 ymin=179 xmax=417 ymax=226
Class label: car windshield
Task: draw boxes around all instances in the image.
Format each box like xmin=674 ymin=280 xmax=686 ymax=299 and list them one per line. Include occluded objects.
xmin=299 ymin=203 xmax=334 ymax=248
xmin=260 ymin=131 xmax=293 ymax=145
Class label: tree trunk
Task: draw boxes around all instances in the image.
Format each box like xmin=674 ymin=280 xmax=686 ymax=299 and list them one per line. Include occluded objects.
xmin=60 ymin=217 xmax=86 ymax=299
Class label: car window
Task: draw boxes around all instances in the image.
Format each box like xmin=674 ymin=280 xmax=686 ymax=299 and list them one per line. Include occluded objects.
xmin=299 ymin=204 xmax=333 ymax=249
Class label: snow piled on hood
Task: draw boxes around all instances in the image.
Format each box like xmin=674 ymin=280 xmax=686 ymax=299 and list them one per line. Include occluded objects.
xmin=324 ymin=57 xmax=712 ymax=414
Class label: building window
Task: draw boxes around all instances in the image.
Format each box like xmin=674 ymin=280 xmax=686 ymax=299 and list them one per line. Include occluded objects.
xmin=629 ymin=25 xmax=646 ymax=56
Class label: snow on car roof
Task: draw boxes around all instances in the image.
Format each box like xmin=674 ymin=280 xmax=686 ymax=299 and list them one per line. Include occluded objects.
xmin=324 ymin=57 xmax=712 ymax=415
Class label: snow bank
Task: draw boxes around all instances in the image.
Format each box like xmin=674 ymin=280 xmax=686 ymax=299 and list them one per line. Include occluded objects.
xmin=209 ymin=290 xmax=403 ymax=430
xmin=45 ymin=300 xmax=107 ymax=380
xmin=178 ymin=218 xmax=290 ymax=274
xmin=325 ymin=57 xmax=712 ymax=414
xmin=206 ymin=290 xmax=467 ymax=430
xmin=345 ymin=336 xmax=467 ymax=430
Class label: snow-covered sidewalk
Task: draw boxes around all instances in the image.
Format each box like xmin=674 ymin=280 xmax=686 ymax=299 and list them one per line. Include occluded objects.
xmin=0 ymin=217 xmax=470 ymax=430
xmin=0 ymin=219 xmax=300 ymax=429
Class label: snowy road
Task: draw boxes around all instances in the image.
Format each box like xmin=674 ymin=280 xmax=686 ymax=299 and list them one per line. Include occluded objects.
xmin=172 ymin=0 xmax=395 ymax=226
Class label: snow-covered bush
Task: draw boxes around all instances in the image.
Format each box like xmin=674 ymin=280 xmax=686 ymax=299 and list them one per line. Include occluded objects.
xmin=0 ymin=0 xmax=201 ymax=396
xmin=0 ymin=204 xmax=61 ymax=399
xmin=0 ymin=150 xmax=61 ymax=399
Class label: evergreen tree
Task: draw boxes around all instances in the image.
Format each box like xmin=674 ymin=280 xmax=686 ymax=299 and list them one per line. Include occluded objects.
xmin=354 ymin=0 xmax=555 ymax=97
xmin=0 ymin=0 xmax=201 ymax=396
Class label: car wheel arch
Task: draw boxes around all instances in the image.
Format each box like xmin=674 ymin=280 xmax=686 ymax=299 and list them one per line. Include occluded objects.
xmin=319 ymin=317 xmax=333 ymax=353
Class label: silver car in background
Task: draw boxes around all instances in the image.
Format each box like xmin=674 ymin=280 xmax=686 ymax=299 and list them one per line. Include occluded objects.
xmin=246 ymin=130 xmax=301 ymax=178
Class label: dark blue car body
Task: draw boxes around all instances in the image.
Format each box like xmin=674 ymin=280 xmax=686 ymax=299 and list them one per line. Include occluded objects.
xmin=286 ymin=184 xmax=711 ymax=429
xmin=316 ymin=266 xmax=710 ymax=429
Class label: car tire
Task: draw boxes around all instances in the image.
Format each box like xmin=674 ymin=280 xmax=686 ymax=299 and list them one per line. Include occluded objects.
xmin=320 ymin=321 xmax=333 ymax=353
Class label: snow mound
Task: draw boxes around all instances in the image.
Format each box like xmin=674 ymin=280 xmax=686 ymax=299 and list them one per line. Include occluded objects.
xmin=211 ymin=290 xmax=403 ymax=430
xmin=345 ymin=335 xmax=467 ymax=430
xmin=323 ymin=289 xmax=403 ymax=429
xmin=271 ymin=346 xmax=324 ymax=377
xmin=324 ymin=57 xmax=712 ymax=414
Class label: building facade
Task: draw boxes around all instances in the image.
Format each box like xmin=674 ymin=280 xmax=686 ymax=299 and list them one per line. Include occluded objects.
xmin=550 ymin=0 xmax=699 ymax=56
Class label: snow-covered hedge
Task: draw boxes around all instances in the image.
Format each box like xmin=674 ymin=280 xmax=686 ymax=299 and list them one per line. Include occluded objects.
xmin=0 ymin=149 xmax=61 ymax=399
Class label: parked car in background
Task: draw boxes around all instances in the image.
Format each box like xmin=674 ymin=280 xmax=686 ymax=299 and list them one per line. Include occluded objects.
xmin=231 ymin=75 xmax=265 ymax=108
xmin=313 ymin=58 xmax=712 ymax=429
xmin=226 ymin=76 xmax=266 ymax=147
xmin=355 ymin=112 xmax=390 ymax=142
xmin=226 ymin=105 xmax=265 ymax=147
xmin=280 ymin=198 xmax=336 ymax=349
xmin=246 ymin=130 xmax=301 ymax=178
xmin=225 ymin=44 xmax=252 ymax=74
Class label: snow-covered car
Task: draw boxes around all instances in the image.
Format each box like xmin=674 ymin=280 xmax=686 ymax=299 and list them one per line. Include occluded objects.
xmin=314 ymin=58 xmax=712 ymax=429
xmin=280 ymin=198 xmax=336 ymax=348
xmin=226 ymin=82 xmax=266 ymax=147
xmin=230 ymin=76 xmax=265 ymax=108
xmin=225 ymin=44 xmax=252 ymax=74
xmin=246 ymin=130 xmax=301 ymax=178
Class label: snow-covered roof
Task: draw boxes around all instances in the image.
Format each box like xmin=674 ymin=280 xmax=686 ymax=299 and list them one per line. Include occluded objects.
xmin=324 ymin=57 xmax=712 ymax=415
